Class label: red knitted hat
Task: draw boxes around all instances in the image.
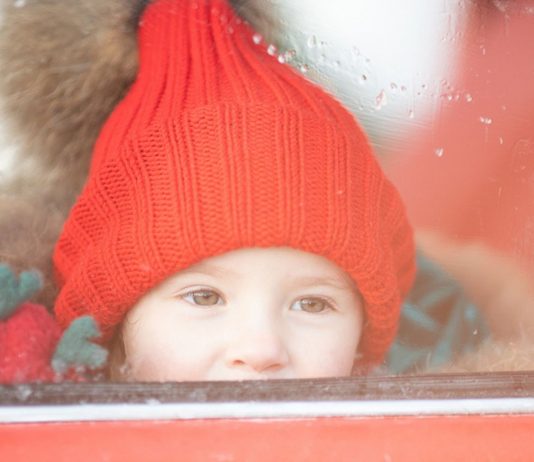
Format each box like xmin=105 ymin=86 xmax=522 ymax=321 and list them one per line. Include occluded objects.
xmin=53 ymin=0 xmax=415 ymax=365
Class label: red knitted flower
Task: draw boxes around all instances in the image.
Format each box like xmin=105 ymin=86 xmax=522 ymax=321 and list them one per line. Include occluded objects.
xmin=0 ymin=265 xmax=108 ymax=384
xmin=0 ymin=302 xmax=61 ymax=383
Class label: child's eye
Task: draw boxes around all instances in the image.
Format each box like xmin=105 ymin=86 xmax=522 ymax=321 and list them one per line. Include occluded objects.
xmin=182 ymin=289 xmax=223 ymax=306
xmin=290 ymin=297 xmax=333 ymax=313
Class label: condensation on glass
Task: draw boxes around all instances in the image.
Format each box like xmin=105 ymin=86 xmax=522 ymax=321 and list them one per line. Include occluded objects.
xmin=235 ymin=0 xmax=534 ymax=372
xmin=238 ymin=0 xmax=534 ymax=246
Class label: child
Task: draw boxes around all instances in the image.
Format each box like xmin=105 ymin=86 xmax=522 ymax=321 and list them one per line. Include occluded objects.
xmin=52 ymin=0 xmax=416 ymax=380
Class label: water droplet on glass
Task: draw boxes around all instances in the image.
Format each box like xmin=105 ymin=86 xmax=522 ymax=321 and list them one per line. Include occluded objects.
xmin=446 ymin=94 xmax=453 ymax=102
xmin=434 ymin=147 xmax=444 ymax=157
xmin=499 ymin=136 xmax=504 ymax=145
xmin=307 ymin=35 xmax=317 ymax=48
xmin=408 ymin=109 xmax=415 ymax=119
xmin=360 ymin=74 xmax=368 ymax=84
xmin=493 ymin=0 xmax=508 ymax=13
xmin=267 ymin=44 xmax=277 ymax=56
xmin=390 ymin=82 xmax=398 ymax=91
xmin=119 ymin=362 xmax=132 ymax=378
xmin=375 ymin=90 xmax=387 ymax=110
xmin=299 ymin=64 xmax=309 ymax=73
xmin=190 ymin=388 xmax=209 ymax=400
xmin=283 ymin=49 xmax=297 ymax=62
xmin=480 ymin=116 xmax=493 ymax=125
xmin=15 ymin=384 xmax=32 ymax=401
xmin=401 ymin=85 xmax=407 ymax=92
xmin=252 ymin=33 xmax=262 ymax=45
xmin=465 ymin=93 xmax=473 ymax=102
xmin=277 ymin=54 xmax=286 ymax=64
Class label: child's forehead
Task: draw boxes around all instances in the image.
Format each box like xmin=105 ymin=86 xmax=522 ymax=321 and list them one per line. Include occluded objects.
xmin=162 ymin=247 xmax=358 ymax=290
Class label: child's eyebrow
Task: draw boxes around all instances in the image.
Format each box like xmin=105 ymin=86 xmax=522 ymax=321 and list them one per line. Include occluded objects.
xmin=290 ymin=276 xmax=356 ymax=292
xmin=179 ymin=265 xmax=238 ymax=279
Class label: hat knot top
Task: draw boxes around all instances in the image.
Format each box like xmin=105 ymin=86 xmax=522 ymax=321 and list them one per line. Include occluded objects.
xmin=54 ymin=0 xmax=415 ymax=365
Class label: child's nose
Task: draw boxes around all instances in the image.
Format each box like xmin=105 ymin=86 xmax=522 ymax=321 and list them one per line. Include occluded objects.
xmin=224 ymin=323 xmax=289 ymax=375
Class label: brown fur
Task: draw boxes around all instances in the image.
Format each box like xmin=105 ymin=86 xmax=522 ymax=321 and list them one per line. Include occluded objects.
xmin=0 ymin=0 xmax=145 ymax=306
xmin=0 ymin=0 xmax=146 ymax=188
xmin=437 ymin=339 xmax=534 ymax=373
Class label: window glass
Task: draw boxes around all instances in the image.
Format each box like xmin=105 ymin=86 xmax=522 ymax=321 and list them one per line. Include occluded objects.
xmin=0 ymin=0 xmax=533 ymax=394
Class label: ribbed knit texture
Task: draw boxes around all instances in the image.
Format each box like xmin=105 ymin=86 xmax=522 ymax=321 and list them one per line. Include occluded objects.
xmin=53 ymin=0 xmax=416 ymax=365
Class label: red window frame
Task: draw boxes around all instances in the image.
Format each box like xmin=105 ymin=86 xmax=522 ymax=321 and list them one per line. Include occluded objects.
xmin=2 ymin=372 xmax=534 ymax=461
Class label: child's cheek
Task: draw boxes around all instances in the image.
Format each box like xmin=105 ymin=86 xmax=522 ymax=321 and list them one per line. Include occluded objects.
xmin=127 ymin=336 xmax=210 ymax=382
xmin=304 ymin=342 xmax=357 ymax=377
xmin=124 ymin=311 xmax=222 ymax=381
xmin=290 ymin=320 xmax=361 ymax=378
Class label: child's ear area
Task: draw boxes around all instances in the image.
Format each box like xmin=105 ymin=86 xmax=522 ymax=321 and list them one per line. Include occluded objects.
xmin=107 ymin=325 xmax=131 ymax=382
xmin=350 ymin=350 xmax=371 ymax=376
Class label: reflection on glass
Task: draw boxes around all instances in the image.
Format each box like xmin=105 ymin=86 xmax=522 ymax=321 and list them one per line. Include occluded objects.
xmin=0 ymin=0 xmax=533 ymax=386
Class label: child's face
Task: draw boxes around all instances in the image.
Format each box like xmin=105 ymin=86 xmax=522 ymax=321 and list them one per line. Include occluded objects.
xmin=120 ymin=247 xmax=364 ymax=381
